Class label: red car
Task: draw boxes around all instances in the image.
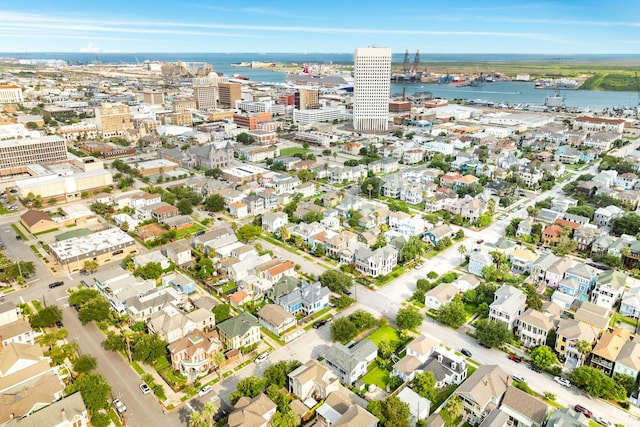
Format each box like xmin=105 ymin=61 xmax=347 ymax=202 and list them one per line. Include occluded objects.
xmin=508 ymin=354 xmax=522 ymax=363
xmin=574 ymin=405 xmax=593 ymax=418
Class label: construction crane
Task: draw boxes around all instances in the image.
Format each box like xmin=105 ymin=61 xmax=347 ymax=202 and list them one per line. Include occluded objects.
xmin=403 ymin=50 xmax=410 ymax=72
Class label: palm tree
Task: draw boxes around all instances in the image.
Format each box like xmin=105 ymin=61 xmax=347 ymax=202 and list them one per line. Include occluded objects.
xmin=188 ymin=411 xmax=206 ymax=427
xmin=575 ymin=339 xmax=592 ymax=365
xmin=83 ymin=260 xmax=99 ymax=274
xmin=458 ymin=244 xmax=467 ymax=263
xmin=201 ymin=401 xmax=218 ymax=426
xmin=444 ymin=394 xmax=463 ymax=426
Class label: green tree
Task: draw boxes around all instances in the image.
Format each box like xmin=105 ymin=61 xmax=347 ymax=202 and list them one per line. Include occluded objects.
xmin=569 ymin=366 xmax=626 ymax=401
xmin=78 ymin=296 xmax=111 ymax=324
xmin=329 ymin=317 xmax=358 ymax=343
xmin=177 ymin=198 xmax=194 ymax=215
xmin=566 ymin=205 xmax=596 ymax=220
xmin=614 ymin=373 xmax=639 ymax=397
xmin=348 ymin=310 xmax=376 ymax=330
xmin=396 ymin=307 xmax=423 ymax=330
xmin=413 ymin=371 xmax=437 ymax=401
xmin=212 ymin=304 xmax=231 ymax=323
xmin=83 ymin=260 xmax=99 ymax=274
xmin=530 ymin=345 xmax=557 ymax=369
xmin=367 ymin=395 xmax=411 ymax=427
xmin=201 ymin=401 xmax=219 ymax=426
xmin=229 ymin=376 xmax=265 ymax=404
xmin=188 ymin=411 xmax=206 ymax=427
xmin=263 ymin=360 xmax=302 ymax=388
xmin=236 ymin=132 xmax=256 ymax=145
xmin=204 ymin=194 xmax=226 ymax=212
xmin=613 ymin=213 xmax=640 ymax=236
xmin=102 ymin=331 xmax=127 ymax=352
xmin=474 ymin=319 xmax=512 ymax=348
xmin=319 ymin=270 xmax=352 ymax=293
xmin=73 ymin=354 xmax=98 ymax=373
xmin=378 ymin=340 xmax=396 ymax=359
xmin=132 ymin=333 xmax=168 ymax=364
xmin=360 ymin=177 xmax=382 ymax=198
xmin=65 ymin=373 xmax=111 ymax=412
xmin=29 ymin=305 xmax=63 ymax=328
xmin=69 ymin=289 xmax=101 ymax=306
xmin=444 ymin=394 xmax=463 ymax=426
xmin=91 ymin=412 xmax=111 ymax=427
xmin=134 ymin=262 xmax=164 ymax=280
xmin=6 ymin=261 xmax=35 ymax=281
xmin=205 ymin=168 xmax=223 ymax=179
xmin=236 ymin=224 xmax=262 ymax=242
xmin=400 ymin=236 xmax=424 ymax=264
xmin=436 ymin=295 xmax=467 ymax=328
xmin=458 ymin=244 xmax=467 ymax=263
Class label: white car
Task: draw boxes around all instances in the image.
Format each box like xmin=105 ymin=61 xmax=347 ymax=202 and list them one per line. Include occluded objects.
xmin=512 ymin=374 xmax=525 ymax=383
xmin=113 ymin=398 xmax=126 ymax=413
xmin=595 ymin=416 xmax=613 ymax=427
xmin=255 ymin=352 xmax=269 ymax=364
xmin=198 ymin=385 xmax=212 ymax=397
xmin=553 ymin=376 xmax=571 ymax=387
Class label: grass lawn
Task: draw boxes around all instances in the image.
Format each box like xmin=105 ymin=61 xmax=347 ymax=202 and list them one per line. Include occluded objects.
xmin=280 ymin=147 xmax=310 ymax=157
xmin=11 ymin=224 xmax=27 ymax=240
xmin=367 ymin=325 xmax=401 ymax=346
xmin=174 ymin=224 xmax=206 ymax=240
xmin=361 ymin=364 xmax=390 ymax=389
xmin=0 ymin=205 xmax=9 ymax=214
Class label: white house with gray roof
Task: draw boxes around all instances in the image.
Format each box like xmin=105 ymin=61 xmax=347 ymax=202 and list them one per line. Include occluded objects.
xmin=489 ymin=285 xmax=527 ymax=329
xmin=322 ymin=339 xmax=377 ymax=385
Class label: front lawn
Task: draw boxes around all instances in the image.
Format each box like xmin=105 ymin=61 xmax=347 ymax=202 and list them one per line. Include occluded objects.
xmin=361 ymin=364 xmax=390 ymax=389
xmin=280 ymin=147 xmax=311 ymax=157
xmin=367 ymin=325 xmax=401 ymax=346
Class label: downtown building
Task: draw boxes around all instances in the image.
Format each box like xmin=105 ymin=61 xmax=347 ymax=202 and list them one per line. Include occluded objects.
xmin=0 ymin=134 xmax=67 ymax=168
xmin=353 ymin=47 xmax=392 ymax=132
xmin=193 ymin=75 xmax=219 ymax=110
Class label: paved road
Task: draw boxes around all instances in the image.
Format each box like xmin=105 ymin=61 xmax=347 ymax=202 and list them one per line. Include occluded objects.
xmin=258 ymin=237 xmax=330 ymax=278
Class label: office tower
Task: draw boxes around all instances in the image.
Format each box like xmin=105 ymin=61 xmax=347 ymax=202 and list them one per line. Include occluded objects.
xmin=218 ymin=82 xmax=242 ymax=108
xmin=142 ymin=89 xmax=164 ymax=105
xmin=193 ymin=75 xmax=219 ymax=110
xmin=95 ymin=103 xmax=133 ymax=137
xmin=353 ymin=47 xmax=392 ymax=131
xmin=295 ymin=88 xmax=320 ymax=110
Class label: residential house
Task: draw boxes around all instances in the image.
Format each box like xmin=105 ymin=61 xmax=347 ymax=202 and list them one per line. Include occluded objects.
xmin=151 ymin=204 xmax=179 ymax=221
xmin=315 ymin=389 xmax=378 ymax=427
xmin=461 ymin=198 xmax=487 ymax=223
xmin=509 ymin=247 xmax=538 ymax=274
xmin=545 ymin=257 xmax=574 ymax=288
xmin=2 ymin=392 xmax=89 ymax=427
xmin=288 ymin=359 xmax=340 ymax=401
xmin=591 ymin=234 xmax=616 ymax=257
xmin=613 ymin=340 xmax=640 ymax=382
xmin=516 ymin=219 xmax=533 ymax=238
xmin=546 ymin=408 xmax=589 ymax=427
xmin=168 ymin=329 xmax=221 ymax=380
xmin=594 ymin=205 xmax=624 ymax=227
xmin=591 ymin=270 xmax=627 ymax=309
xmin=264 ymin=261 xmax=295 ymax=283
xmin=530 ymin=252 xmax=559 ymax=284
xmin=424 ymin=224 xmax=454 ymax=246
xmin=397 ymin=387 xmax=430 ymax=426
xmin=541 ymin=224 xmax=563 ymax=245
xmin=229 ymin=201 xmax=249 ymax=218
xmin=0 ymin=320 xmax=35 ymax=347
xmin=216 ymin=312 xmax=261 ymax=350
xmin=516 ymin=308 xmax=557 ymax=348
xmin=422 ymin=346 xmax=468 ymax=387
xmin=147 ymin=304 xmax=215 ymax=343
xmin=564 ymin=263 xmax=600 ymax=300
xmin=403 ymin=148 xmax=424 ymax=165
xmin=620 ymin=286 xmax=640 ymax=318
xmin=574 ymin=302 xmax=611 ymax=333
xmin=489 ymin=285 xmax=527 ymax=329
xmin=555 ymin=318 xmax=598 ymax=369
xmin=277 ymin=281 xmax=330 ymax=315
xmin=228 ymin=394 xmax=277 ymax=427
xmin=125 ymin=286 xmax=184 ymax=322
xmin=590 ymin=328 xmax=630 ymax=377
xmin=498 ymin=386 xmax=549 ymax=427
xmin=162 ymin=272 xmax=196 ymax=294
xmin=468 ymin=251 xmax=492 ymax=277
xmin=573 ymin=226 xmax=604 ymax=252
xmin=518 ymin=165 xmax=543 ymax=187
xmin=424 ymin=282 xmax=460 ymax=310
xmin=454 ymin=365 xmax=509 ymax=426
xmin=616 ymin=172 xmax=638 ymax=190
xmin=388 ymin=212 xmax=426 ymax=237
xmin=133 ymin=250 xmax=170 ymax=270
xmin=325 ymin=231 xmax=358 ymax=259
xmin=257 ymin=304 xmax=296 ymax=337
xmin=322 ymin=339 xmax=377 ymax=385
xmin=440 ymin=171 xmax=462 ymax=188
xmin=406 ymin=335 xmax=438 ymax=363
xmin=164 ymin=241 xmax=192 ymax=266
xmin=454 ymin=274 xmax=481 ymax=292
xmin=557 ymin=277 xmax=581 ymax=300
xmin=0 ymin=302 xmax=20 ymax=326
xmin=342 ymin=243 xmax=397 ymax=277
xmin=551 ymin=196 xmax=578 ymax=213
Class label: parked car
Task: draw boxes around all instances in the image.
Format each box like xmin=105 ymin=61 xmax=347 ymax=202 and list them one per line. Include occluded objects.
xmin=414 ymin=263 xmax=423 ymax=270
xmin=48 ymin=281 xmax=64 ymax=289
xmin=255 ymin=352 xmax=269 ymax=364
xmin=460 ymin=348 xmax=472 ymax=357
xmin=574 ymin=405 xmax=592 ymax=418
xmin=113 ymin=398 xmax=126 ymax=413
xmin=595 ymin=416 xmax=613 ymax=427
xmin=554 ymin=376 xmax=571 ymax=387
xmin=55 ymin=320 xmax=64 ymax=328
xmin=139 ymin=383 xmax=151 ymax=394
xmin=478 ymin=342 xmax=491 ymax=349
xmin=476 ymin=239 xmax=484 ymax=244
xmin=198 ymin=385 xmax=212 ymax=397
xmin=528 ymin=364 xmax=542 ymax=373
xmin=512 ymin=374 xmax=525 ymax=382
xmin=508 ymin=354 xmax=522 ymax=363
xmin=313 ymin=320 xmax=328 ymax=329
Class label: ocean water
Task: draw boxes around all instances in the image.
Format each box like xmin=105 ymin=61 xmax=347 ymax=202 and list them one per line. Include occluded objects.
xmin=2 ymin=52 xmax=639 ymax=110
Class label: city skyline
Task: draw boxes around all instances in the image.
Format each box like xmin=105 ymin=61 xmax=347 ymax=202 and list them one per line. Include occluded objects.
xmin=2 ymin=1 xmax=640 ymax=55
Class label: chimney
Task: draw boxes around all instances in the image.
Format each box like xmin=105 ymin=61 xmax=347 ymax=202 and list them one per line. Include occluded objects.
xmin=61 ymin=408 xmax=67 ymax=421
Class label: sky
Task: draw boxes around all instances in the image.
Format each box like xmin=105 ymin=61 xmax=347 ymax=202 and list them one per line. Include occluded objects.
xmin=1 ymin=1 xmax=640 ymax=54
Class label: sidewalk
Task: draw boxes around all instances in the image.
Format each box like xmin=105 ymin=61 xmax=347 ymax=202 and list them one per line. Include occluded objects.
xmin=138 ymin=362 xmax=184 ymax=409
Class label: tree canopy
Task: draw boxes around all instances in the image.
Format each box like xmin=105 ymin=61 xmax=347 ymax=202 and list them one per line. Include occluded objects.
xmin=569 ymin=366 xmax=626 ymax=401
xmin=436 ymin=295 xmax=467 ymax=328
xmin=29 ymin=305 xmax=62 ymax=328
xmin=263 ymin=360 xmax=302 ymax=388
xmin=319 ymin=270 xmax=352 ymax=293
xmin=203 ymin=194 xmax=226 ymax=212
xmin=613 ymin=213 xmax=640 ymax=236
xmin=65 ymin=373 xmax=111 ymax=413
xmin=529 ymin=345 xmax=557 ymax=369
xmin=366 ymin=395 xmax=411 ymax=427
xmin=73 ymin=354 xmax=98 ymax=374
xmin=229 ymin=376 xmax=265 ymax=404
xmin=412 ymin=371 xmax=437 ymax=401
xmin=236 ymin=224 xmax=262 ymax=243
xmin=474 ymin=319 xmax=512 ymax=348
xmin=396 ymin=308 xmax=423 ymax=330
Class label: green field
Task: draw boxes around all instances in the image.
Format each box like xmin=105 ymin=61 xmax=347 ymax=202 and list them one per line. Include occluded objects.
xmin=280 ymin=147 xmax=310 ymax=157
xmin=367 ymin=325 xmax=401 ymax=346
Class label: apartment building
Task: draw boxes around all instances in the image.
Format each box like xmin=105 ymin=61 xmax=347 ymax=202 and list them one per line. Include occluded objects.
xmin=353 ymin=47 xmax=392 ymax=131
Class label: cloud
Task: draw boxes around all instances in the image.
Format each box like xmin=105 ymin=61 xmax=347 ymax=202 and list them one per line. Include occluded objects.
xmin=79 ymin=43 xmax=102 ymax=53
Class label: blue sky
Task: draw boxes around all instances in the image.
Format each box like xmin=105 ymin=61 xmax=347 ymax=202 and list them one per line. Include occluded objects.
xmin=1 ymin=1 xmax=640 ymax=54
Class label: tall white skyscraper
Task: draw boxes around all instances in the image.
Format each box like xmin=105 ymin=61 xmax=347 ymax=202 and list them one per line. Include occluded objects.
xmin=353 ymin=47 xmax=392 ymax=132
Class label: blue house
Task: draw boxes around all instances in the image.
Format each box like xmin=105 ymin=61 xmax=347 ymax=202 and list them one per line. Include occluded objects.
xmin=162 ymin=272 xmax=196 ymax=294
xmin=277 ymin=281 xmax=329 ymax=315
xmin=423 ymin=224 xmax=454 ymax=246
xmin=564 ymin=264 xmax=599 ymax=301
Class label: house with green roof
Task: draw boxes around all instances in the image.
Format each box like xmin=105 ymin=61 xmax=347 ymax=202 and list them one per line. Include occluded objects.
xmin=216 ymin=312 xmax=261 ymax=350
xmin=592 ymin=270 xmax=627 ymax=309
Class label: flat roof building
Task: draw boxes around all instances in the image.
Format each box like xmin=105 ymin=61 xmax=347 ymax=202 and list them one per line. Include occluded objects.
xmin=353 ymin=47 xmax=392 ymax=131
xmin=49 ymin=228 xmax=136 ymax=271
xmin=0 ymin=135 xmax=67 ymax=169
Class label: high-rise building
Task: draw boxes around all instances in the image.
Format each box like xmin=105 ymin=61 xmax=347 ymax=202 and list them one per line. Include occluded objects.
xmin=0 ymin=134 xmax=67 ymax=168
xmin=193 ymin=75 xmax=219 ymax=110
xmin=142 ymin=89 xmax=164 ymax=105
xmin=95 ymin=103 xmax=133 ymax=137
xmin=353 ymin=47 xmax=392 ymax=132
xmin=218 ymin=82 xmax=242 ymax=109
xmin=295 ymin=89 xmax=320 ymax=110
